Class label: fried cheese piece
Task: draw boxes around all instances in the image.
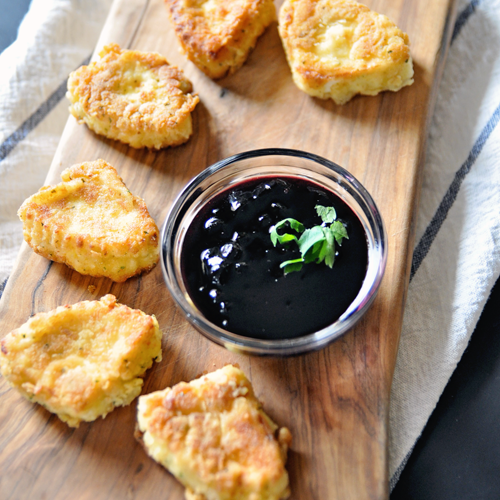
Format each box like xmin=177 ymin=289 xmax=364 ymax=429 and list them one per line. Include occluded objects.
xmin=136 ymin=365 xmax=292 ymax=500
xmin=279 ymin=0 xmax=414 ymax=104
xmin=18 ymin=159 xmax=159 ymax=282
xmin=0 ymin=295 xmax=162 ymax=428
xmin=67 ymin=43 xmax=199 ymax=149
xmin=165 ymin=0 xmax=277 ymax=79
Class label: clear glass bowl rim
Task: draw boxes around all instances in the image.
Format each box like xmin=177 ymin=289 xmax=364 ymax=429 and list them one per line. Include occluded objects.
xmin=160 ymin=148 xmax=387 ymax=356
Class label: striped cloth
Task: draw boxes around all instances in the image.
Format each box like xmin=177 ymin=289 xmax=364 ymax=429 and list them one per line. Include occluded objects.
xmin=0 ymin=0 xmax=113 ymax=285
xmin=0 ymin=0 xmax=499 ymax=490
xmin=389 ymin=0 xmax=500 ymax=487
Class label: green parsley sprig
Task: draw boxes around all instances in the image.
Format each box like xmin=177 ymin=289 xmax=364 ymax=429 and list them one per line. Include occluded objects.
xmin=270 ymin=205 xmax=348 ymax=274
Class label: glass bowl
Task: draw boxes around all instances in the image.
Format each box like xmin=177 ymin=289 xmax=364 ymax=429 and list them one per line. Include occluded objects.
xmin=160 ymin=148 xmax=387 ymax=356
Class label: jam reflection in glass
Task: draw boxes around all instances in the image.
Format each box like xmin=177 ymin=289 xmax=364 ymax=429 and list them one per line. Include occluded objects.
xmin=181 ymin=177 xmax=368 ymax=340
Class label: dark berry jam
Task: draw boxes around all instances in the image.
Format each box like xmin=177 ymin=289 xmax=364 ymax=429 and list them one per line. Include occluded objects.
xmin=181 ymin=177 xmax=368 ymax=340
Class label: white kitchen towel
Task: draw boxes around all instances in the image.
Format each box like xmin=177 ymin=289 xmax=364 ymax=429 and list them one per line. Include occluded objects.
xmin=0 ymin=0 xmax=499 ymax=491
xmin=0 ymin=0 xmax=113 ymax=283
xmin=388 ymin=0 xmax=500 ymax=488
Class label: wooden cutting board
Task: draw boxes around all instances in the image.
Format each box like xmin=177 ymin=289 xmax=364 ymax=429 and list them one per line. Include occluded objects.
xmin=0 ymin=0 xmax=456 ymax=498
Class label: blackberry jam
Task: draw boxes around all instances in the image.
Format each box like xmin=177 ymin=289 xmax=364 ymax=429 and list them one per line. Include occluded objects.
xmin=181 ymin=176 xmax=368 ymax=340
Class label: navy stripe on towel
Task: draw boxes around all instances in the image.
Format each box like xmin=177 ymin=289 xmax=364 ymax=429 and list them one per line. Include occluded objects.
xmin=0 ymin=55 xmax=91 ymax=163
xmin=0 ymin=277 xmax=7 ymax=300
xmin=452 ymin=0 xmax=483 ymax=42
xmin=411 ymin=102 xmax=500 ymax=280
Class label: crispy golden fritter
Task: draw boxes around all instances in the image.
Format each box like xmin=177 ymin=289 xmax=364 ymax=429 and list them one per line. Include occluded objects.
xmin=18 ymin=159 xmax=159 ymax=282
xmin=0 ymin=295 xmax=162 ymax=428
xmin=136 ymin=365 xmax=292 ymax=500
xmin=279 ymin=0 xmax=414 ymax=104
xmin=67 ymin=43 xmax=199 ymax=149
xmin=165 ymin=0 xmax=276 ymax=79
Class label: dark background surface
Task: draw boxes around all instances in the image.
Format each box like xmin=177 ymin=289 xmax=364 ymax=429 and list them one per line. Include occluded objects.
xmin=0 ymin=0 xmax=32 ymax=52
xmin=391 ymin=276 xmax=500 ymax=500
xmin=2 ymin=1 xmax=500 ymax=499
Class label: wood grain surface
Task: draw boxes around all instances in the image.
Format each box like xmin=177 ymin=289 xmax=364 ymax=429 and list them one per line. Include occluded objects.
xmin=0 ymin=0 xmax=456 ymax=498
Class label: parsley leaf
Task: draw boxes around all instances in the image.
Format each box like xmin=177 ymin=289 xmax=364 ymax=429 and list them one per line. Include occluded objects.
xmin=270 ymin=205 xmax=349 ymax=274
xmin=331 ymin=220 xmax=348 ymax=245
xmin=279 ymin=258 xmax=304 ymax=274
xmin=297 ymin=226 xmax=325 ymax=260
xmin=315 ymin=205 xmax=337 ymax=224
xmin=269 ymin=218 xmax=304 ymax=246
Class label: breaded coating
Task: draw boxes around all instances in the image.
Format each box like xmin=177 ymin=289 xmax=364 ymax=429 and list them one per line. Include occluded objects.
xmin=18 ymin=159 xmax=159 ymax=282
xmin=279 ymin=0 xmax=414 ymax=104
xmin=0 ymin=295 xmax=162 ymax=428
xmin=136 ymin=365 xmax=292 ymax=500
xmin=164 ymin=0 xmax=276 ymax=79
xmin=67 ymin=43 xmax=199 ymax=149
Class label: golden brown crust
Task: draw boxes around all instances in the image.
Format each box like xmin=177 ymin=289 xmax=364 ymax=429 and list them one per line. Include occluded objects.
xmin=279 ymin=0 xmax=414 ymax=104
xmin=0 ymin=295 xmax=162 ymax=427
xmin=67 ymin=43 xmax=199 ymax=149
xmin=136 ymin=365 xmax=291 ymax=500
xmin=17 ymin=159 xmax=160 ymax=282
xmin=165 ymin=0 xmax=276 ymax=79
